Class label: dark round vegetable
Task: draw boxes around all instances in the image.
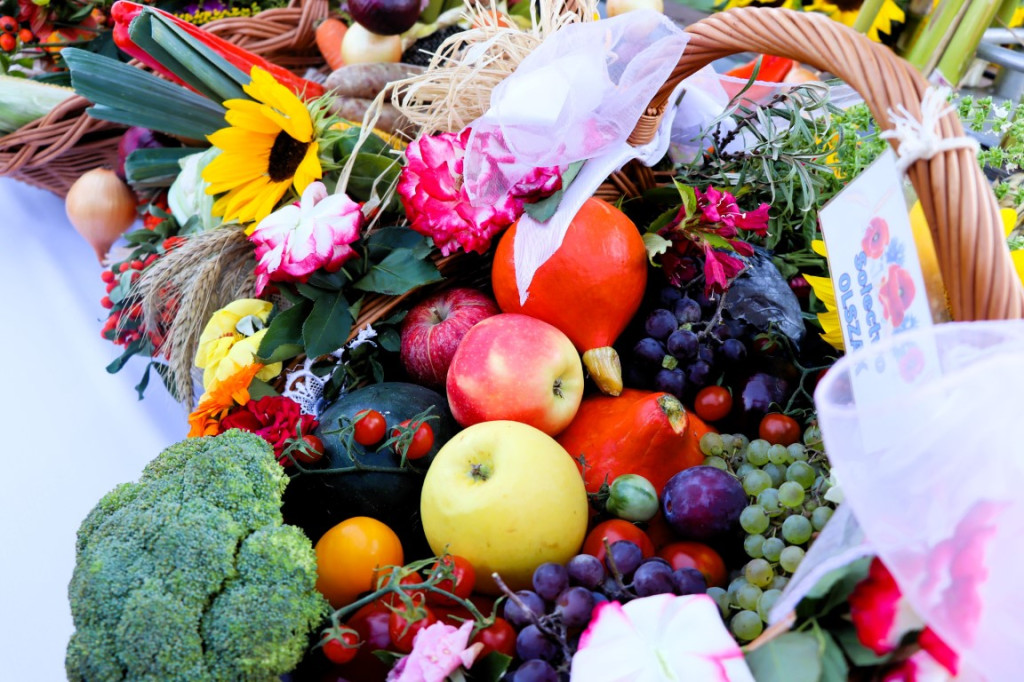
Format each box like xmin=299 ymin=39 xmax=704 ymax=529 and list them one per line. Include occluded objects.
xmin=347 ymin=0 xmax=421 ymax=37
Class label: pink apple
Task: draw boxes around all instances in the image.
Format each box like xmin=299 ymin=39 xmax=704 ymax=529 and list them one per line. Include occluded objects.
xmin=401 ymin=287 xmax=500 ymax=386
xmin=446 ymin=313 xmax=585 ymax=436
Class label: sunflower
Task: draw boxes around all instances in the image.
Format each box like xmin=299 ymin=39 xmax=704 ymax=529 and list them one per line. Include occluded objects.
xmin=803 ymin=0 xmax=905 ymax=42
xmin=203 ymin=66 xmax=322 ymax=226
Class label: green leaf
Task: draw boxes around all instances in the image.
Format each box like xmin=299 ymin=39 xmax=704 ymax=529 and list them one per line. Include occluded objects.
xmin=258 ymin=302 xmax=310 ymax=362
xmin=306 ymin=270 xmax=346 ymax=291
xmin=303 ymin=292 xmax=354 ymax=359
xmin=834 ymin=626 xmax=893 ymax=667
xmin=522 ymin=160 xmax=585 ymax=223
xmin=643 ymin=232 xmax=672 ymax=265
xmin=818 ymin=630 xmax=849 ymax=682
xmin=248 ymin=378 xmax=280 ymax=400
xmin=647 ymin=205 xmax=680 ymax=234
xmin=64 ymin=48 xmax=226 ymax=139
xmin=105 ymin=338 xmax=146 ymax=374
xmin=346 ymin=153 xmax=402 ymax=204
xmin=702 ymin=232 xmax=735 ymax=251
xmin=134 ymin=362 xmax=153 ymax=400
xmin=295 ymin=282 xmax=332 ymax=300
xmin=353 ymin=247 xmax=442 ymax=296
xmin=470 ymin=651 xmax=513 ymax=681
xmin=366 ymin=225 xmax=433 ymax=260
xmin=674 ymin=180 xmax=698 ymax=217
xmin=378 ymin=327 xmax=401 ymax=352
xmin=125 ymin=147 xmax=196 ymax=188
xmin=153 ymin=362 xmax=181 ymax=401
xmin=744 ymin=632 xmax=822 ymax=682
xmin=798 ymin=557 xmax=871 ymax=620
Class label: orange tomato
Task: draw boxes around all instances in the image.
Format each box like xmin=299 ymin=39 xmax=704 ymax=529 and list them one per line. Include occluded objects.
xmin=315 ymin=517 xmax=404 ymax=608
xmin=581 ymin=519 xmax=655 ymax=563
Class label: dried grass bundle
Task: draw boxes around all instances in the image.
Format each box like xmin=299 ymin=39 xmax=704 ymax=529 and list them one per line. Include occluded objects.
xmin=134 ymin=224 xmax=257 ymax=406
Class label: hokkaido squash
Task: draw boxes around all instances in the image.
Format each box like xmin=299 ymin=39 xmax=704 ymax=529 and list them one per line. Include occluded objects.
xmin=556 ymin=389 xmax=711 ymax=496
xmin=491 ymin=197 xmax=647 ymax=396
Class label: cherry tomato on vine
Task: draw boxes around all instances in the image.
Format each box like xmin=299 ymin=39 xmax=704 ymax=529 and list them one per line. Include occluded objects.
xmin=426 ymin=555 xmax=476 ymax=606
xmin=353 ymin=409 xmax=387 ymax=446
xmin=392 ymin=419 xmax=434 ymax=460
xmin=693 ymin=386 xmax=733 ymax=422
xmin=581 ymin=519 xmax=655 ymax=563
xmin=292 ymin=434 xmax=324 ymax=465
xmin=321 ymin=629 xmax=360 ymax=665
xmin=758 ymin=413 xmax=801 ymax=446
xmin=471 ymin=617 xmax=517 ymax=657
xmin=388 ymin=601 xmax=438 ymax=653
xmin=374 ymin=566 xmax=426 ymax=606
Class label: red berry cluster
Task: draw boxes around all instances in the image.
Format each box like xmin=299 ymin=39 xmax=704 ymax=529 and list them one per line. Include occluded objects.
xmin=0 ymin=15 xmax=33 ymax=52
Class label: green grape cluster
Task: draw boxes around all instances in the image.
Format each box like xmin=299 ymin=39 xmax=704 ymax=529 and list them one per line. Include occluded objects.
xmin=699 ymin=425 xmax=835 ymax=643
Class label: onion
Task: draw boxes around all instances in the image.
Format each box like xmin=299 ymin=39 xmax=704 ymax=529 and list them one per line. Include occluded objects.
xmin=116 ymin=127 xmax=162 ymax=180
xmin=341 ymin=22 xmax=403 ymax=65
xmin=605 ymin=0 xmax=663 ymax=17
xmin=346 ymin=0 xmax=421 ymax=36
xmin=65 ymin=169 xmax=139 ymax=262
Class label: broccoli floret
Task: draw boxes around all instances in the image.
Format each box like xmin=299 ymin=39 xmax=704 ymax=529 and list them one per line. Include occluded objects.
xmin=66 ymin=430 xmax=329 ymax=682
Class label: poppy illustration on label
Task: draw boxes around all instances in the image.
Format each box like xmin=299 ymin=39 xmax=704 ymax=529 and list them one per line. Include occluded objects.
xmin=878 ymin=263 xmax=916 ymax=327
xmin=862 ymin=216 xmax=890 ymax=259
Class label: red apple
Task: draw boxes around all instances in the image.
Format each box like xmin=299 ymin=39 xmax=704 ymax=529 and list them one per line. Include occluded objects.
xmin=446 ymin=313 xmax=584 ymax=436
xmin=401 ymin=288 xmax=500 ymax=387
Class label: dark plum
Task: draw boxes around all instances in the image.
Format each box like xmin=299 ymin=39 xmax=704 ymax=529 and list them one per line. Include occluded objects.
xmin=645 ymin=309 xmax=678 ymax=340
xmin=632 ymin=338 xmax=667 ymax=369
xmin=672 ymin=567 xmax=708 ymax=595
xmin=567 ymin=554 xmax=605 ymax=589
xmin=662 ymin=466 xmax=747 ymax=540
xmin=654 ymin=367 xmax=686 ymax=399
xmin=632 ymin=560 xmax=676 ymax=597
xmin=666 ymin=329 xmax=698 ymax=358
xmin=673 ymin=297 xmax=702 ymax=324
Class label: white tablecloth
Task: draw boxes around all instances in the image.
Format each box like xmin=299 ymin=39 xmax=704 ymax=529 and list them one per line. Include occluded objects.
xmin=0 ymin=177 xmax=184 ymax=679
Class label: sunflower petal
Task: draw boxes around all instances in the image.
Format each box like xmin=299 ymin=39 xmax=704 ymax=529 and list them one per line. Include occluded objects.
xmin=292 ymin=142 xmax=323 ymax=194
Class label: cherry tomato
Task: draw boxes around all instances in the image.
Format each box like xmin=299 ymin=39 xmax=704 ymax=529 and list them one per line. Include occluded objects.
xmin=693 ymin=386 xmax=733 ymax=423
xmin=426 ymin=555 xmax=476 ymax=606
xmin=472 ymin=617 xmax=517 ymax=657
xmin=658 ymin=541 xmax=727 ymax=588
xmin=321 ymin=629 xmax=360 ymax=665
xmin=315 ymin=517 xmax=404 ymax=608
xmin=392 ymin=419 xmax=434 ymax=460
xmin=388 ymin=601 xmax=438 ymax=653
xmin=338 ymin=601 xmax=392 ymax=679
xmin=758 ymin=413 xmax=801 ymax=446
xmin=374 ymin=566 xmax=426 ymax=606
xmin=581 ymin=519 xmax=655 ymax=563
xmin=293 ymin=434 xmax=325 ymax=465
xmin=354 ymin=409 xmax=387 ymax=446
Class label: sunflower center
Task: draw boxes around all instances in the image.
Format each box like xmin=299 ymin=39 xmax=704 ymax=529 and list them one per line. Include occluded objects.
xmin=268 ymin=131 xmax=310 ymax=182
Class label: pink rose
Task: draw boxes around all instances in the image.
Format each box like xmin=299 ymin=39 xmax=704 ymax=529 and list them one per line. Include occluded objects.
xmin=249 ymin=181 xmax=363 ymax=295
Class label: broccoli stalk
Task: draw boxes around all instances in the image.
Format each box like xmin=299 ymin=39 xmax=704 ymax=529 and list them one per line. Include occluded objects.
xmin=66 ymin=430 xmax=329 ymax=681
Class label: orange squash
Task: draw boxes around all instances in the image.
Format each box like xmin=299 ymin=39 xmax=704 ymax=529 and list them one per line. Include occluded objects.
xmin=556 ymin=389 xmax=709 ymax=496
xmin=491 ymin=197 xmax=647 ymax=396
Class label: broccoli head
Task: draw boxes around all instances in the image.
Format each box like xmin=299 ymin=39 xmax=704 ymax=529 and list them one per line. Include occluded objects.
xmin=66 ymin=430 xmax=330 ymax=681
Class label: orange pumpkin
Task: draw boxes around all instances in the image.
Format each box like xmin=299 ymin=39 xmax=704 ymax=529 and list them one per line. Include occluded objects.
xmin=491 ymin=197 xmax=647 ymax=395
xmin=556 ymin=389 xmax=709 ymax=496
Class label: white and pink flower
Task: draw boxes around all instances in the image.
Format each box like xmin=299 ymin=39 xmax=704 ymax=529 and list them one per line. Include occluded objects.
xmin=848 ymin=557 xmax=927 ymax=656
xmin=570 ymin=594 xmax=754 ymax=682
xmin=386 ymin=620 xmax=483 ymax=682
xmin=248 ymin=181 xmax=363 ymax=295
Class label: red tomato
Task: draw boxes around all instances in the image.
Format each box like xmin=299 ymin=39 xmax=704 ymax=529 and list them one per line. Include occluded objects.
xmin=354 ymin=409 xmax=387 ymax=446
xmin=295 ymin=434 xmax=325 ymax=465
xmin=427 ymin=555 xmax=476 ymax=606
xmin=658 ymin=541 xmax=727 ymax=588
xmin=472 ymin=618 xmax=517 ymax=657
xmin=374 ymin=567 xmax=426 ymax=606
xmin=693 ymin=386 xmax=732 ymax=423
xmin=337 ymin=601 xmax=392 ymax=679
xmin=388 ymin=603 xmax=438 ymax=653
xmin=759 ymin=413 xmax=801 ymax=446
xmin=392 ymin=420 xmax=434 ymax=460
xmin=321 ymin=629 xmax=360 ymax=665
xmin=582 ymin=519 xmax=655 ymax=563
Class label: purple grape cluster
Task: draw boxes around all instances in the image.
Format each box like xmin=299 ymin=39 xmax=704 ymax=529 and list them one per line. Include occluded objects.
xmin=500 ymin=545 xmax=708 ymax=680
xmin=626 ymin=287 xmax=755 ymax=402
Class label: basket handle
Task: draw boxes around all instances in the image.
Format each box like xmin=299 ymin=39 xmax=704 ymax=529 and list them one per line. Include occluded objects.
xmin=629 ymin=7 xmax=1023 ymax=323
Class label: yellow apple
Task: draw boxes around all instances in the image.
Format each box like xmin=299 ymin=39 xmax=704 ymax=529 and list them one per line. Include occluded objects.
xmin=606 ymin=0 xmax=663 ymax=17
xmin=420 ymin=420 xmax=589 ymax=594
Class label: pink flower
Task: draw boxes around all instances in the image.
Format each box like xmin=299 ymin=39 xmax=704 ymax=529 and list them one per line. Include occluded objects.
xmin=387 ymin=620 xmax=483 ymax=682
xmin=249 ymin=181 xmax=363 ymax=295
xmin=398 ymin=129 xmax=562 ymax=256
xmin=882 ymin=649 xmax=956 ymax=682
xmin=703 ymin=246 xmax=747 ymax=295
xmin=696 ymin=187 xmax=770 ymax=237
xmin=571 ymin=594 xmax=754 ymax=682
xmin=849 ymin=557 xmax=926 ymax=656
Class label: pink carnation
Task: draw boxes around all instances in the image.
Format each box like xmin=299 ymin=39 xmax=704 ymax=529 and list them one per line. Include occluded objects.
xmin=397 ymin=128 xmax=561 ymax=256
xmin=249 ymin=181 xmax=363 ymax=295
xmin=387 ymin=620 xmax=482 ymax=682
xmin=849 ymin=557 xmax=926 ymax=656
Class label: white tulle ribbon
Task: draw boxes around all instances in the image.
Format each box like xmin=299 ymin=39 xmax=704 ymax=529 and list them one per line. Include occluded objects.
xmin=880 ymin=86 xmax=980 ymax=176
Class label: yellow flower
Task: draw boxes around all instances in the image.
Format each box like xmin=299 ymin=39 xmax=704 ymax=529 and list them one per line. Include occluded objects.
xmin=999 ymin=206 xmax=1024 ymax=287
xmin=195 ymin=299 xmax=281 ymax=391
xmin=802 ymin=0 xmax=904 ymax=42
xmin=203 ymin=66 xmax=322 ymax=226
xmin=188 ymin=362 xmax=264 ymax=437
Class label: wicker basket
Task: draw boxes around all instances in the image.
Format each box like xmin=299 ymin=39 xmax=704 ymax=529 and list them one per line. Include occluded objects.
xmin=346 ymin=6 xmax=1024 ymax=341
xmin=0 ymin=0 xmax=329 ymax=198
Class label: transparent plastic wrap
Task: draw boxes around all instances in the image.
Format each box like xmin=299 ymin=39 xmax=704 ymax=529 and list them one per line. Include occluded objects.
xmin=813 ymin=320 xmax=1024 ymax=681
